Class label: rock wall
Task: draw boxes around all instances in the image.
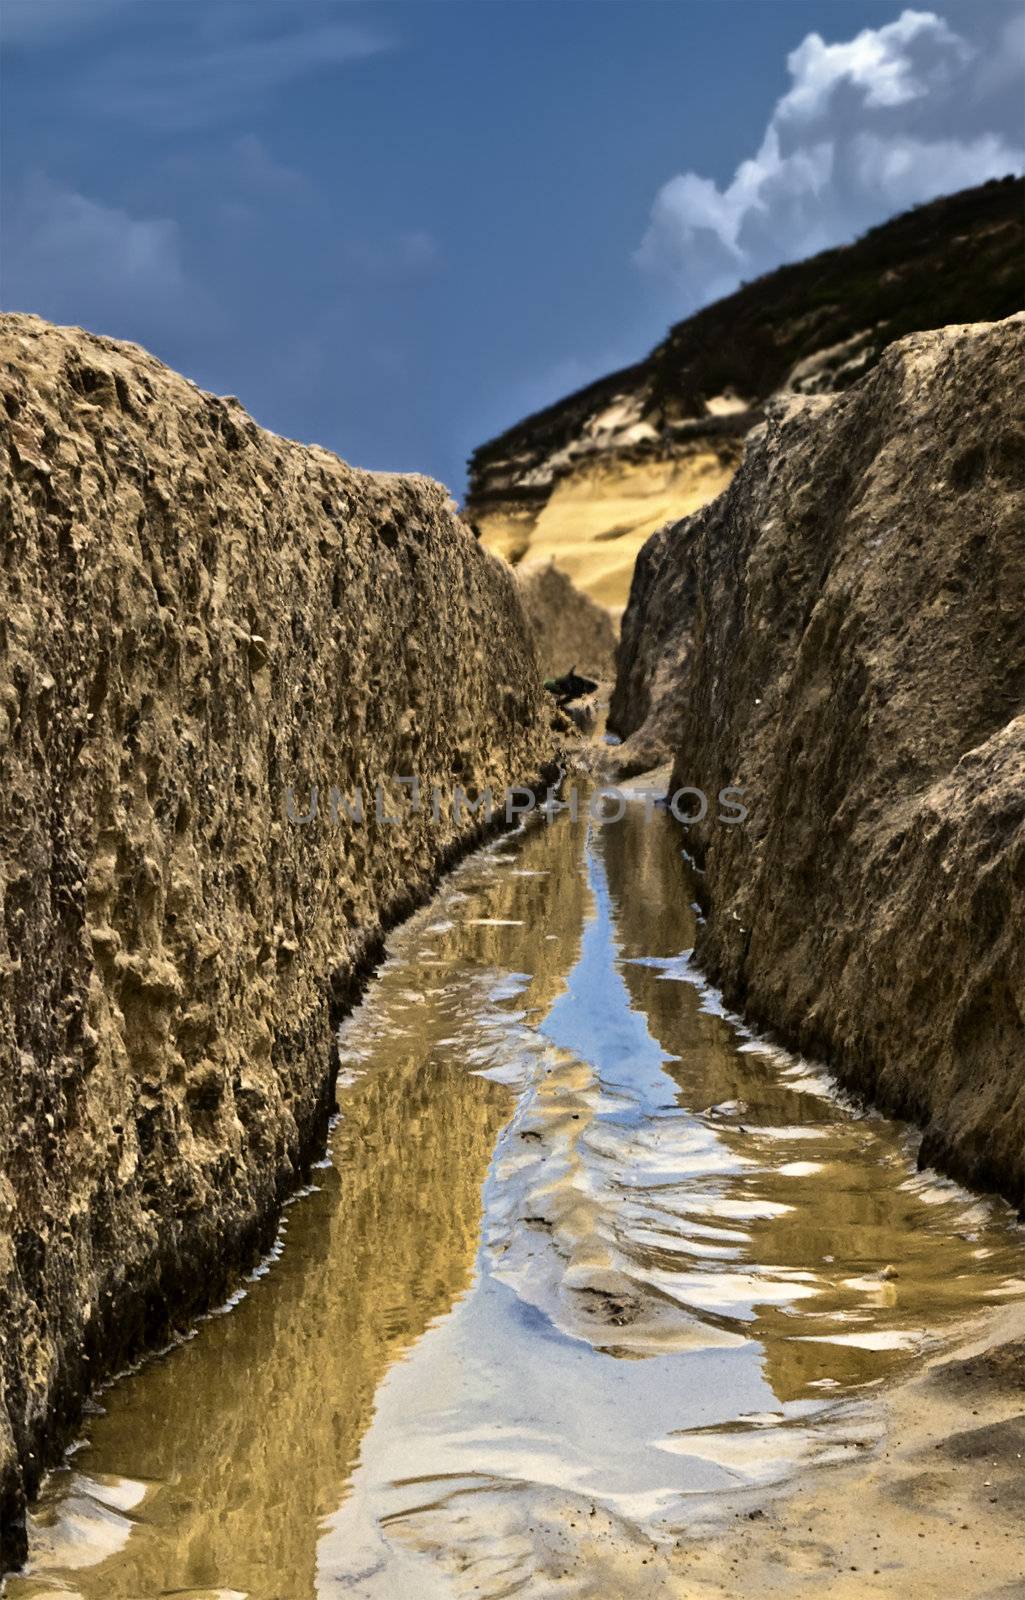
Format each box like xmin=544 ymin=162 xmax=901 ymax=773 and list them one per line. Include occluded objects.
xmin=613 ymin=316 xmax=1025 ymax=1208
xmin=515 ymin=560 xmax=617 ymax=680
xmin=607 ymin=516 xmax=695 ymax=775
xmin=0 ymin=314 xmax=557 ymax=1566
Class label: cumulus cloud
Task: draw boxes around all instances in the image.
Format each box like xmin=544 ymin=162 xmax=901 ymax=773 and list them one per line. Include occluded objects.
xmin=774 ymin=9 xmax=969 ymax=118
xmin=636 ymin=8 xmax=1025 ymax=308
xmin=851 ymin=130 xmax=1024 ymax=210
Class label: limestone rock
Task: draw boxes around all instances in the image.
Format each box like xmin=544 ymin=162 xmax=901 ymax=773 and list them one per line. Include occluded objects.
xmin=607 ymin=517 xmax=695 ymax=774
xmin=0 ymin=313 xmax=557 ymax=1565
xmin=516 ymin=559 xmax=617 ymax=680
xmin=612 ymin=314 xmax=1025 ymax=1209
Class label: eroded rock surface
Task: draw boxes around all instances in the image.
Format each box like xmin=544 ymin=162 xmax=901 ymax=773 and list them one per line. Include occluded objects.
xmin=608 ymin=517 xmax=695 ymax=775
xmin=612 ymin=315 xmax=1025 ymax=1207
xmin=515 ymin=559 xmax=617 ymax=680
xmin=0 ymin=313 xmax=557 ymax=1566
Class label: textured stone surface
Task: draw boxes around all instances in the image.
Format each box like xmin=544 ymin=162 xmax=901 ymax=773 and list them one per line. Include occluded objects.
xmin=472 ymin=451 xmax=738 ymax=613
xmin=608 ymin=516 xmax=695 ymax=775
xmin=0 ymin=313 xmax=557 ymax=1566
xmin=515 ymin=559 xmax=617 ymax=679
xmin=612 ymin=316 xmax=1025 ymax=1208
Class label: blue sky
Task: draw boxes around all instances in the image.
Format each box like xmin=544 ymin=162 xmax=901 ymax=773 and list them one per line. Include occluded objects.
xmin=2 ymin=1 xmax=1022 ymax=496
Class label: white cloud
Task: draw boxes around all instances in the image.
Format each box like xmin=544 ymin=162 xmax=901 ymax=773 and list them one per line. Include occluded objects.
xmin=0 ymin=0 xmax=139 ymax=45
xmin=636 ymin=8 xmax=1025 ymax=309
xmin=2 ymin=177 xmax=191 ymax=332
xmin=852 ymin=130 xmax=1025 ymax=209
xmin=975 ymin=8 xmax=1025 ymax=95
xmin=776 ymin=9 xmax=969 ymax=119
xmin=74 ymin=12 xmax=394 ymax=128
xmin=338 ymin=230 xmax=442 ymax=281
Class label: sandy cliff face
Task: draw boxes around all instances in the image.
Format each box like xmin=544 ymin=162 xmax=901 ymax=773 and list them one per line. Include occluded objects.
xmin=467 ymin=178 xmax=1024 ymax=613
xmin=0 ymin=314 xmax=557 ymax=1566
xmin=613 ymin=315 xmax=1025 ymax=1208
xmin=477 ymin=452 xmax=737 ymax=616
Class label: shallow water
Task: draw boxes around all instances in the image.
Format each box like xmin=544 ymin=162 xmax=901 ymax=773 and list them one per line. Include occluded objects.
xmin=9 ymin=802 xmax=1024 ymax=1599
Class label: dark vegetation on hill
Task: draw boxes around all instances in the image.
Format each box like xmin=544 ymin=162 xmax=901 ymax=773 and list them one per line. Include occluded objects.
xmin=466 ymin=177 xmax=1024 ymax=512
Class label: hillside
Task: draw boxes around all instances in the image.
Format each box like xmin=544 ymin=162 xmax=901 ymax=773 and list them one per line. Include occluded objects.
xmin=465 ymin=177 xmax=1025 ymax=611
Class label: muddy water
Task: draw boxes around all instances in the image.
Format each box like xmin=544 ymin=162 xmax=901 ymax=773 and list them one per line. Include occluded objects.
xmin=10 ymin=802 xmax=1024 ymax=1599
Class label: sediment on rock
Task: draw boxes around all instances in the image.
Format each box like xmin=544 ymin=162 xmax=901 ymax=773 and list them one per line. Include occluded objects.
xmin=0 ymin=313 xmax=558 ymax=1568
xmin=612 ymin=315 xmax=1025 ymax=1209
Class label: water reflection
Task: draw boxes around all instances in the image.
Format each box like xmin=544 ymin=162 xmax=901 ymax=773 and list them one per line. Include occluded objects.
xmin=10 ymin=805 xmax=1023 ymax=1600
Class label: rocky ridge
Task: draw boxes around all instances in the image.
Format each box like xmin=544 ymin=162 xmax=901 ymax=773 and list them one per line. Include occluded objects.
xmin=0 ymin=313 xmax=558 ymax=1567
xmin=515 ymin=559 xmax=617 ymax=680
xmin=613 ymin=315 xmax=1025 ymax=1208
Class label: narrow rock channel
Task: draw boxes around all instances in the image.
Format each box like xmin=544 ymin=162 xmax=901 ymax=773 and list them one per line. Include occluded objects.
xmin=11 ymin=798 xmax=1023 ymax=1599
